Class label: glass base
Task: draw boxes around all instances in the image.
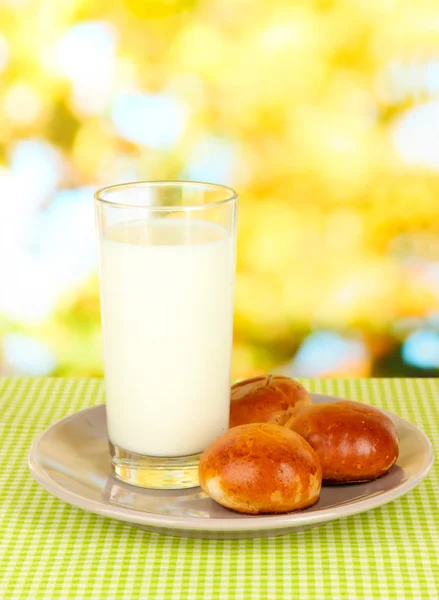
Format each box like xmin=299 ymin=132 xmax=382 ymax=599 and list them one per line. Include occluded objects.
xmin=109 ymin=442 xmax=201 ymax=489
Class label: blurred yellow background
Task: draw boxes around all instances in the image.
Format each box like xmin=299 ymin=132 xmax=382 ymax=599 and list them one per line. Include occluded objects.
xmin=2 ymin=0 xmax=439 ymax=379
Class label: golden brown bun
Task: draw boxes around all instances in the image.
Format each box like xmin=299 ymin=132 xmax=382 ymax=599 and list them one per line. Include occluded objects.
xmin=229 ymin=375 xmax=312 ymax=428
xmin=286 ymin=401 xmax=399 ymax=483
xmin=198 ymin=423 xmax=322 ymax=514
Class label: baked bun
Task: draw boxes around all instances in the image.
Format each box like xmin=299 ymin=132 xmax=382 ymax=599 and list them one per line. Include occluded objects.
xmin=229 ymin=375 xmax=312 ymax=428
xmin=198 ymin=423 xmax=322 ymax=514
xmin=286 ymin=401 xmax=399 ymax=483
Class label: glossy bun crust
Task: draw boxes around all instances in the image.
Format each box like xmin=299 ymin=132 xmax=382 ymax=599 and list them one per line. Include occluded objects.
xmin=229 ymin=375 xmax=312 ymax=428
xmin=198 ymin=423 xmax=322 ymax=514
xmin=286 ymin=401 xmax=399 ymax=483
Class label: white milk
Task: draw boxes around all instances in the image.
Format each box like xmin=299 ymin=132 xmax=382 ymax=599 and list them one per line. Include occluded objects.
xmin=99 ymin=219 xmax=235 ymax=457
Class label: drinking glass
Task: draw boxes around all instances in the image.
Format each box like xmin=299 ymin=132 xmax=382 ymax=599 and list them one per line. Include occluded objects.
xmin=95 ymin=181 xmax=238 ymax=489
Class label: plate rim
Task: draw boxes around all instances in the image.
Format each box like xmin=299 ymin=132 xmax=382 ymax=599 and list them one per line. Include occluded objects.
xmin=28 ymin=393 xmax=435 ymax=533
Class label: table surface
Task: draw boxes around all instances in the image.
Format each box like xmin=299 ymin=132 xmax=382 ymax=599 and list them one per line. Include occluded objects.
xmin=0 ymin=377 xmax=438 ymax=599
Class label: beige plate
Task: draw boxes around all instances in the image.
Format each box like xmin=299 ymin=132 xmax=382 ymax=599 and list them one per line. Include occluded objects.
xmin=28 ymin=394 xmax=434 ymax=539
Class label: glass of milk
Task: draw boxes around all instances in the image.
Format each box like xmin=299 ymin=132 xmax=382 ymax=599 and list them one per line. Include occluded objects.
xmin=95 ymin=181 xmax=237 ymax=489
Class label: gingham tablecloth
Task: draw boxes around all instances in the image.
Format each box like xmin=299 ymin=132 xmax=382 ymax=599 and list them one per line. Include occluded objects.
xmin=0 ymin=378 xmax=438 ymax=599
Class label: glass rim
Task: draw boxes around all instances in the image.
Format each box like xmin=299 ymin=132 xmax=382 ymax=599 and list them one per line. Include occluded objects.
xmin=94 ymin=180 xmax=238 ymax=211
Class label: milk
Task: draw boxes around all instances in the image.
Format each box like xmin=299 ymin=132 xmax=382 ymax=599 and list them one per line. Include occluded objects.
xmin=99 ymin=219 xmax=235 ymax=457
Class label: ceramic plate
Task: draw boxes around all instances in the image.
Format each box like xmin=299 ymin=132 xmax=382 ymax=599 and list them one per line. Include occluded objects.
xmin=28 ymin=394 xmax=434 ymax=539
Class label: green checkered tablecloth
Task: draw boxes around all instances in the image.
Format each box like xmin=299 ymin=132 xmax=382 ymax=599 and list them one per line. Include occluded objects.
xmin=0 ymin=378 xmax=438 ymax=599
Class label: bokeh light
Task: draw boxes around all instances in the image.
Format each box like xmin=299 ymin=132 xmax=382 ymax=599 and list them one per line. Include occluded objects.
xmin=111 ymin=92 xmax=188 ymax=148
xmin=1 ymin=0 xmax=439 ymax=378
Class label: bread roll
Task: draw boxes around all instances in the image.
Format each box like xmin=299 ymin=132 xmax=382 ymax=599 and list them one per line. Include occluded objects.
xmin=286 ymin=401 xmax=399 ymax=483
xmin=229 ymin=375 xmax=312 ymax=428
xmin=198 ymin=423 xmax=322 ymax=514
